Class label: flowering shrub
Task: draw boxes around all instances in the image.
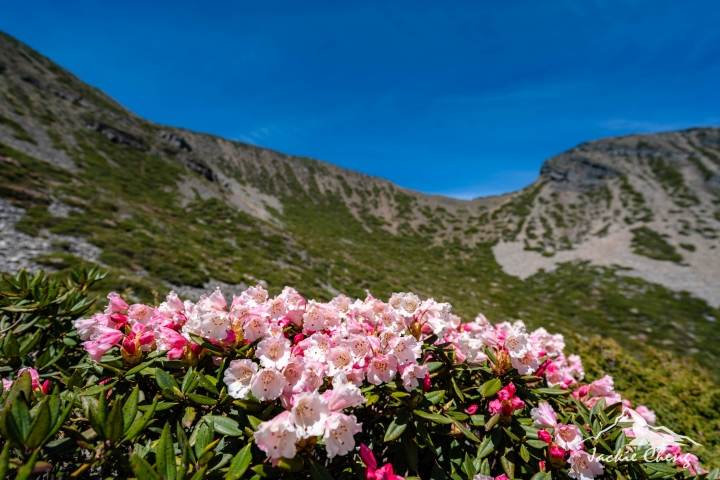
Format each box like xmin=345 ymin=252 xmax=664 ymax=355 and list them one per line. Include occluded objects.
xmin=0 ymin=268 xmax=714 ymax=479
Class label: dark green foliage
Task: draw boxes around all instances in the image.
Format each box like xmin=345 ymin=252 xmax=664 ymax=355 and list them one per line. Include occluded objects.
xmin=0 ymin=114 xmax=36 ymax=144
xmin=631 ymin=227 xmax=684 ymax=263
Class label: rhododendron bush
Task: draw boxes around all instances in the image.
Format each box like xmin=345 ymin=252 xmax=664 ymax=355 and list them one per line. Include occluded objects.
xmin=0 ymin=269 xmax=714 ymax=479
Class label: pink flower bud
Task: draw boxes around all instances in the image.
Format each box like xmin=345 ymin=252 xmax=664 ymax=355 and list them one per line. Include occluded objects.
xmin=422 ymin=373 xmax=431 ymax=393
xmin=539 ymin=460 xmax=546 ymax=472
xmin=360 ymin=443 xmax=377 ymax=470
xmin=224 ymin=329 xmax=236 ymax=344
xmin=550 ymin=445 xmax=566 ymax=459
xmin=109 ymin=313 xmax=128 ymax=326
xmin=466 ymin=404 xmax=479 ymax=415
xmin=293 ymin=333 xmax=305 ymax=344
xmin=40 ymin=379 xmax=50 ymax=395
xmin=578 ymin=385 xmax=589 ymax=397
xmin=138 ymin=331 xmax=154 ymax=346
xmin=190 ymin=343 xmax=203 ymax=356
xmin=538 ymin=430 xmax=552 ymax=443
xmin=496 ymin=475 xmax=509 ymax=480
xmin=122 ymin=339 xmax=136 ymax=354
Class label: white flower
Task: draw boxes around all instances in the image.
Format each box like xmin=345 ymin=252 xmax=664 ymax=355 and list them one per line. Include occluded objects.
xmin=305 ymin=333 xmax=332 ymax=362
xmin=568 ymin=450 xmax=604 ymax=480
xmin=250 ymin=368 xmax=286 ymax=401
xmin=555 ymin=424 xmax=584 ymax=451
xmin=391 ymin=336 xmax=421 ymax=364
xmin=457 ymin=335 xmax=488 ymax=364
xmin=323 ymin=373 xmax=366 ymax=411
xmin=505 ymin=326 xmax=529 ymax=358
xmin=323 ymin=412 xmax=362 ymax=458
xmin=242 ymin=315 xmax=269 ymax=342
xmin=283 ymin=357 xmax=306 ymax=392
xmin=224 ymin=359 xmax=258 ymax=399
xmin=530 ymin=402 xmax=558 ymax=429
xmin=326 ymin=346 xmax=353 ymax=376
xmin=511 ymin=350 xmax=541 ymax=375
xmin=367 ymin=355 xmax=397 ymax=385
xmin=389 ymin=292 xmax=421 ymax=316
xmin=399 ymin=363 xmax=428 ymax=391
xmin=303 ymin=301 xmax=326 ymax=333
xmin=255 ymin=411 xmax=298 ymax=459
xmin=295 ymin=361 xmax=325 ymax=392
xmin=256 ymin=336 xmax=291 ymax=369
xmin=344 ymin=335 xmax=370 ymax=366
xmin=291 ymin=391 xmax=329 ymax=438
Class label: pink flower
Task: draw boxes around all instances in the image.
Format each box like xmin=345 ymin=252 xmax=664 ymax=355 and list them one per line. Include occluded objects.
xmin=588 ymin=375 xmax=614 ymax=397
xmin=399 ymin=363 xmax=428 ymax=391
xmin=488 ymin=399 xmax=503 ymax=415
xmin=635 ymin=405 xmax=656 ymax=425
xmin=538 ymin=430 xmax=552 ymax=443
xmin=422 ymin=372 xmax=431 ymax=392
xmin=676 ymin=453 xmax=703 ymax=475
xmin=122 ymin=338 xmax=137 ymax=354
xmin=323 ymin=373 xmax=366 ymax=411
xmin=323 ymin=412 xmax=362 ymax=458
xmin=497 ymin=383 xmax=516 ymax=401
xmin=367 ymin=355 xmax=397 ymax=385
xmin=531 ymin=402 xmax=558 ymax=428
xmin=555 ymin=424 xmax=584 ymax=451
xmin=369 ymin=464 xmax=403 ymax=480
xmin=104 ymin=292 xmax=128 ymax=314
xmin=495 ymin=475 xmax=509 ymax=480
xmin=466 ymin=404 xmax=479 ymax=415
xmin=127 ymin=304 xmax=153 ymax=324
xmin=550 ymin=445 xmax=566 ymax=459
xmin=254 ymin=411 xmax=298 ymax=459
xmin=360 ymin=443 xmax=377 ymax=470
xmin=568 ymin=450 xmax=604 ymax=480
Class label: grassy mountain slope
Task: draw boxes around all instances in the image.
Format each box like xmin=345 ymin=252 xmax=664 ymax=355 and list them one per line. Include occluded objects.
xmin=1 ymin=31 xmax=720 ymax=464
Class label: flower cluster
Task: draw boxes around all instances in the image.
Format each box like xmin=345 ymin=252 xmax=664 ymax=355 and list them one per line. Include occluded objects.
xmin=71 ymin=286 xmax=705 ymax=478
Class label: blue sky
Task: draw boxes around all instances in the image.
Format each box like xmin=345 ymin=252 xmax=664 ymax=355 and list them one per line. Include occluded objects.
xmin=2 ymin=1 xmax=720 ymax=198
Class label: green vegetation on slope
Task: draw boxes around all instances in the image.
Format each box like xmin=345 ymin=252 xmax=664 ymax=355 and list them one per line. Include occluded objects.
xmin=631 ymin=226 xmax=684 ymax=263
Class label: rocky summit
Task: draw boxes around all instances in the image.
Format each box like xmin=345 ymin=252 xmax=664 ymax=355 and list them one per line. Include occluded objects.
xmin=0 ymin=30 xmax=719 ymax=376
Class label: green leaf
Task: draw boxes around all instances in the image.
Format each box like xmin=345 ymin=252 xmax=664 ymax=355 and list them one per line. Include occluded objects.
xmin=125 ymin=358 xmax=157 ymax=377
xmin=520 ymin=443 xmax=530 ymax=462
xmin=462 ymin=453 xmax=477 ymax=478
xmin=0 ymin=443 xmax=8 ymax=479
xmin=308 ymin=458 xmax=334 ymax=480
xmin=196 ymin=373 xmax=219 ymax=396
xmin=122 ymin=395 xmax=160 ymax=443
xmin=131 ymin=454 xmax=160 ymax=480
xmin=189 ymin=465 xmax=208 ymax=480
xmin=207 ymin=415 xmax=244 ymax=436
xmin=480 ymin=378 xmax=502 ymax=398
xmin=477 ymin=434 xmax=495 ymax=459
xmin=14 ymin=448 xmax=38 ymax=480
xmin=485 ymin=414 xmax=500 ymax=431
xmin=187 ymin=392 xmax=217 ymax=405
xmin=7 ymin=370 xmax=32 ymax=405
xmin=156 ymin=423 xmax=177 ymax=480
xmin=3 ymin=331 xmax=19 ymax=357
xmin=451 ymin=378 xmax=465 ymax=401
xmin=155 ymin=368 xmax=180 ymax=390
xmin=106 ymin=396 xmax=125 ymax=445
xmin=25 ymin=398 xmax=51 ymax=448
xmin=123 ymin=385 xmax=140 ymax=432
xmin=11 ymin=395 xmax=31 ymax=442
xmin=413 ymin=409 xmax=454 ymax=424
xmin=384 ymin=411 xmax=409 ymax=442
xmin=226 ymin=443 xmax=253 ymax=480
xmin=533 ymin=387 xmax=567 ymax=396
xmin=181 ymin=367 xmax=195 ymax=394
xmin=453 ymin=420 xmax=481 ymax=442
xmin=531 ymin=473 xmax=551 ymax=480
xmin=424 ymin=390 xmax=445 ymax=405
xmin=500 ymin=454 xmax=515 ymax=478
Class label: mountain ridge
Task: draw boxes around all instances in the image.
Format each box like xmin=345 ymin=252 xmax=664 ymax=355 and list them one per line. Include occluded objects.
xmin=1 ymin=29 xmax=719 ymax=376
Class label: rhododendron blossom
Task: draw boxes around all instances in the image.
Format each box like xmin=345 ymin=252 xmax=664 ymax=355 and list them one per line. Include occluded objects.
xmin=68 ymin=286 xmax=703 ymax=476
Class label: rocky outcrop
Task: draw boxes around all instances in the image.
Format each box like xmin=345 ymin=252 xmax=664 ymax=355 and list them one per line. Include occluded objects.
xmin=540 ymin=153 xmax=622 ymax=191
